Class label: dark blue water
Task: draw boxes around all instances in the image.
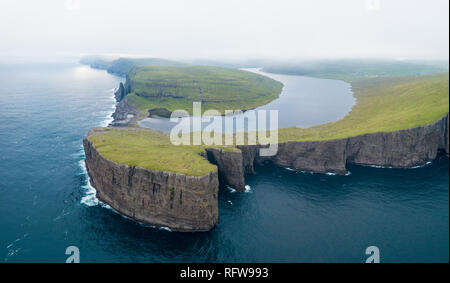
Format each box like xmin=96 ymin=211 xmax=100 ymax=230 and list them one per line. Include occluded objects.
xmin=0 ymin=62 xmax=448 ymax=262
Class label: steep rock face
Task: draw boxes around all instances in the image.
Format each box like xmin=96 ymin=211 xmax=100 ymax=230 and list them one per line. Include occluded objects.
xmin=110 ymin=76 xmax=141 ymax=126
xmin=235 ymin=114 xmax=449 ymax=176
xmin=83 ymin=131 xmax=219 ymax=232
xmin=197 ymin=114 xmax=449 ymax=190
xmin=237 ymin=145 xmax=259 ymax=175
xmin=205 ymin=148 xmax=246 ymax=191
xmin=346 ymin=114 xmax=449 ymax=167
xmin=265 ymin=139 xmax=348 ymax=174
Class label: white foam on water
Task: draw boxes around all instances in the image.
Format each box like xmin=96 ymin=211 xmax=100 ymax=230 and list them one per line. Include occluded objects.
xmin=79 ymin=156 xmax=111 ymax=208
xmin=244 ymin=185 xmax=252 ymax=193
xmin=228 ymin=200 xmax=233 ymax=205
xmin=409 ymin=161 xmax=432 ymax=169
xmin=365 ymin=164 xmax=393 ymax=169
xmin=71 ymin=147 xmax=86 ymax=159
xmin=99 ymin=88 xmax=118 ymax=127
xmin=100 ymin=201 xmax=173 ymax=232
xmin=159 ymin=227 xmax=172 ymax=232
xmin=79 ymin=87 xmax=119 ymax=206
xmin=226 ymin=186 xmax=237 ymax=193
xmin=100 ymin=115 xmax=114 ymax=127
xmin=79 ymin=159 xmax=99 ymax=207
xmin=80 ymin=183 xmax=99 ymax=207
xmin=362 ymin=161 xmax=432 ymax=170
xmin=4 ymin=233 xmax=28 ymax=261
xmin=292 ymin=168 xmax=351 ymax=177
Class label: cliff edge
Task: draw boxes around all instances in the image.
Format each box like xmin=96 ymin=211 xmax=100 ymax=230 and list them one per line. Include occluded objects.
xmin=83 ymin=128 xmax=219 ymax=232
xmin=242 ymin=113 xmax=449 ymax=175
xmin=190 ymin=113 xmax=449 ymax=190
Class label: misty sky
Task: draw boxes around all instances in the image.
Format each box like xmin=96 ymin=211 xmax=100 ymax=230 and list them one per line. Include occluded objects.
xmin=0 ymin=0 xmax=448 ymax=61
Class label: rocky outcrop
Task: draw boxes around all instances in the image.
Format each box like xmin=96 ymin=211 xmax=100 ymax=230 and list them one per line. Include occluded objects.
xmin=110 ymin=98 xmax=140 ymax=127
xmin=237 ymin=114 xmax=449 ymax=175
xmin=83 ymin=128 xmax=219 ymax=232
xmin=109 ymin=75 xmax=147 ymax=126
xmin=114 ymin=83 xmax=126 ymax=101
xmin=110 ymin=77 xmax=142 ymax=127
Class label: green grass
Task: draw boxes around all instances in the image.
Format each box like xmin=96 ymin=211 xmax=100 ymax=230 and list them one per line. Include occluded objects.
xmin=125 ymin=65 xmax=283 ymax=116
xmin=278 ymin=73 xmax=449 ymax=142
xmin=88 ymin=128 xmax=218 ymax=176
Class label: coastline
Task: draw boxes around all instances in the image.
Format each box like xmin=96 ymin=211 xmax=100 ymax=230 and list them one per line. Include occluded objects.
xmin=83 ymin=64 xmax=449 ymax=232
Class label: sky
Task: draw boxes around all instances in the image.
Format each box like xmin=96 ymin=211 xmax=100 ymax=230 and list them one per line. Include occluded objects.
xmin=0 ymin=0 xmax=448 ymax=61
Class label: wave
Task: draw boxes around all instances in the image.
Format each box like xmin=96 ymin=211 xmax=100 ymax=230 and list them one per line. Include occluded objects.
xmin=78 ymin=159 xmax=99 ymax=207
xmin=362 ymin=161 xmax=432 ymax=170
xmin=285 ymin=167 xmax=351 ymax=176
xmin=79 ymin=87 xmax=117 ymax=206
xmin=226 ymin=186 xmax=237 ymax=193
xmin=409 ymin=161 xmax=432 ymax=169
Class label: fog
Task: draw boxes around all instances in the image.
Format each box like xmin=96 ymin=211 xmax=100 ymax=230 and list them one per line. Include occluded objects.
xmin=0 ymin=0 xmax=448 ymax=61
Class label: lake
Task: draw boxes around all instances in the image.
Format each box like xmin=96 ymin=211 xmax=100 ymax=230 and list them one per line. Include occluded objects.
xmin=137 ymin=68 xmax=356 ymax=133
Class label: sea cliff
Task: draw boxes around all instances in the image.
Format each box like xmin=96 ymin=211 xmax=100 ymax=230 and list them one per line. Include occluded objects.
xmin=83 ymin=128 xmax=219 ymax=232
xmin=221 ymin=114 xmax=449 ymax=181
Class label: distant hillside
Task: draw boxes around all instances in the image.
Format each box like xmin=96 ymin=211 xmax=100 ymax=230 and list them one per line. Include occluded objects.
xmin=80 ymin=56 xmax=184 ymax=76
xmin=262 ymin=59 xmax=448 ymax=82
xmin=279 ymin=72 xmax=449 ymax=142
